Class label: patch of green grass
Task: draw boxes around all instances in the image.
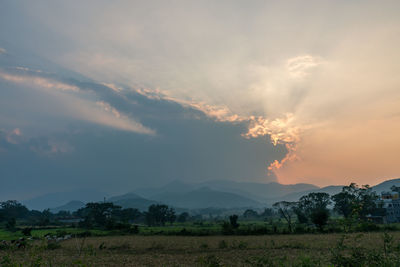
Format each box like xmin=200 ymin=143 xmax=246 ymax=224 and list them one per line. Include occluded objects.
xmin=0 ymin=229 xmax=22 ymax=240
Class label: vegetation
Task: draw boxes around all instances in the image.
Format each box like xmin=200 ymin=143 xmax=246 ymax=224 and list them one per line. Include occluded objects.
xmin=0 ymin=182 xmax=398 ymax=265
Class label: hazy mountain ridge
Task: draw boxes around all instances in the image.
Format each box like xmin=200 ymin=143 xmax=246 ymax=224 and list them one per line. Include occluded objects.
xmin=50 ymin=200 xmax=85 ymax=213
xmin=150 ymin=186 xmax=261 ymax=209
xmin=22 ymin=178 xmax=400 ymax=211
xmin=23 ymin=190 xmax=107 ymax=211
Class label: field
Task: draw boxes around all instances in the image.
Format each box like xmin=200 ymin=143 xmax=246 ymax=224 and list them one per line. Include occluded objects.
xmin=2 ymin=232 xmax=400 ymax=266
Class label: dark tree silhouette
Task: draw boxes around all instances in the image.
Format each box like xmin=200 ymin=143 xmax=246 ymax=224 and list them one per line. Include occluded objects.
xmin=229 ymin=214 xmax=239 ymax=229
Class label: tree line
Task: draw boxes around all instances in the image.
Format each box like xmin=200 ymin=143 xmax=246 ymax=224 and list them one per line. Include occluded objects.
xmin=0 ymin=183 xmax=390 ymax=234
xmin=273 ymin=183 xmax=383 ymax=232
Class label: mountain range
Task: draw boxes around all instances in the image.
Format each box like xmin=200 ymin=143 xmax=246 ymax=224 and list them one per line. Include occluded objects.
xmin=23 ymin=178 xmax=400 ymax=212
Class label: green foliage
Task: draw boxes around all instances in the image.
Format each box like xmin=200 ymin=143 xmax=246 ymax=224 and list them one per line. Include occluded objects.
xmin=229 ymin=214 xmax=239 ymax=229
xmin=297 ymin=192 xmax=331 ymax=230
xmin=22 ymin=227 xmax=32 ymax=236
xmin=332 ymin=183 xmax=378 ymax=220
xmin=145 ymin=204 xmax=175 ymax=226
xmin=0 ymin=200 xmax=29 ymax=221
xmin=243 ymin=209 xmax=258 ymax=219
xmin=310 ymin=208 xmax=329 ymax=231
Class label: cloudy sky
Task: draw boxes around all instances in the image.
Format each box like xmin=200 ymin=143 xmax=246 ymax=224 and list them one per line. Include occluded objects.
xmin=1 ymin=0 xmax=400 ymax=200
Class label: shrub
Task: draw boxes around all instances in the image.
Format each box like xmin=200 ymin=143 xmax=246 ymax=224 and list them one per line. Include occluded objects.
xmin=22 ymin=227 xmax=32 ymax=236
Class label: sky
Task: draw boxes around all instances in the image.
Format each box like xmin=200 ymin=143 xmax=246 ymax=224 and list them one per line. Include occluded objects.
xmin=1 ymin=1 xmax=400 ymax=200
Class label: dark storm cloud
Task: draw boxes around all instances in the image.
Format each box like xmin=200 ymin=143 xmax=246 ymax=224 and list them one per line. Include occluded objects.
xmin=0 ymin=65 xmax=286 ymax=201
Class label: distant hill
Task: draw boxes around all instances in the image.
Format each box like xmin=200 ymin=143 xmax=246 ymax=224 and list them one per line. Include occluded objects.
xmin=134 ymin=179 xmax=319 ymax=203
xmin=133 ymin=180 xmax=196 ymax=199
xmin=108 ymin=192 xmax=158 ymax=211
xmin=268 ymin=185 xmax=344 ymax=203
xmin=372 ymin=178 xmax=400 ymax=193
xmin=21 ymin=178 xmax=400 ymax=211
xmin=151 ymin=187 xmax=261 ymax=209
xmin=50 ymin=200 xmax=85 ymax=213
xmin=23 ymin=190 xmax=106 ymax=211
xmin=112 ymin=198 xmax=158 ymax=211
xmin=197 ymin=180 xmax=319 ymax=202
xmin=265 ymin=178 xmax=400 ymax=203
xmin=108 ymin=192 xmax=144 ymax=202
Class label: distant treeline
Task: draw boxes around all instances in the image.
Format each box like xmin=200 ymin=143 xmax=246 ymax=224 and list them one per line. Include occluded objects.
xmin=0 ymin=183 xmax=393 ymax=235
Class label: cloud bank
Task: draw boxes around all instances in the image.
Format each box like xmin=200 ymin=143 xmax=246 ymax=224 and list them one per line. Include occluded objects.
xmin=1 ymin=0 xmax=400 ymax=188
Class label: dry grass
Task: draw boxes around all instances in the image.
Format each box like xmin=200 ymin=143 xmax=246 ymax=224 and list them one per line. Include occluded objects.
xmin=2 ymin=232 xmax=400 ymax=266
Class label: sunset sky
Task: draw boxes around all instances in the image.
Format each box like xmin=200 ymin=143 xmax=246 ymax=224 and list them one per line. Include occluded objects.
xmin=1 ymin=1 xmax=400 ymax=199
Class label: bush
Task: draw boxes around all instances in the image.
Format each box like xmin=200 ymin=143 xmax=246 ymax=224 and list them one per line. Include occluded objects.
xmin=22 ymin=227 xmax=32 ymax=236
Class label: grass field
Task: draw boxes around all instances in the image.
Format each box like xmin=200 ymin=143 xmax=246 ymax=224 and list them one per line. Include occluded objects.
xmin=2 ymin=232 xmax=400 ymax=266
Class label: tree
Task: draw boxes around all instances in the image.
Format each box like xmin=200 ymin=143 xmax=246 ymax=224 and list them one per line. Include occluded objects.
xmin=310 ymin=208 xmax=330 ymax=231
xmin=145 ymin=204 xmax=173 ymax=226
xmin=331 ymin=191 xmax=355 ymax=219
xmin=0 ymin=200 xmax=29 ymax=221
xmin=177 ymin=212 xmax=189 ymax=223
xmin=5 ymin=218 xmax=16 ymax=232
xmin=243 ymin=209 xmax=258 ymax=219
xmin=118 ymin=208 xmax=141 ymax=223
xmin=38 ymin=209 xmax=52 ymax=226
xmin=297 ymin=192 xmax=331 ymax=230
xmin=260 ymin=208 xmax=274 ymax=218
xmin=390 ymin=185 xmax=400 ymax=193
xmin=273 ymin=201 xmax=296 ymax=232
xmin=166 ymin=207 xmax=176 ymax=225
xmin=229 ymin=214 xmax=239 ymax=229
xmin=332 ymin=183 xmax=378 ymax=220
xmin=75 ymin=202 xmax=122 ymax=228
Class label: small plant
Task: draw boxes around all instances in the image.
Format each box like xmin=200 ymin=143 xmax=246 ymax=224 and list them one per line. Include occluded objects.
xmin=98 ymin=242 xmax=106 ymax=250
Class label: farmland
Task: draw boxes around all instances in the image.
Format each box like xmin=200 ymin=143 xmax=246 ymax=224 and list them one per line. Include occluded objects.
xmin=2 ymin=231 xmax=400 ymax=266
